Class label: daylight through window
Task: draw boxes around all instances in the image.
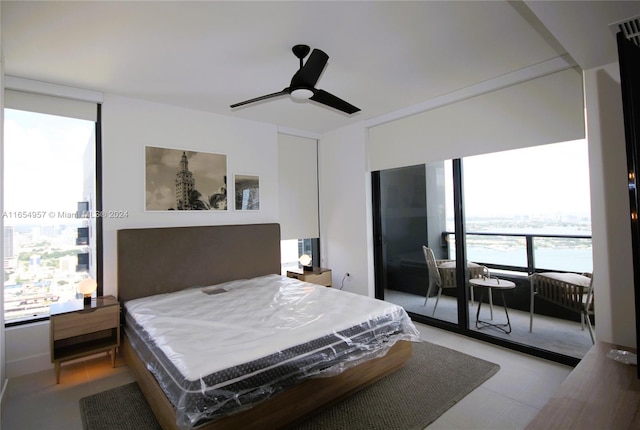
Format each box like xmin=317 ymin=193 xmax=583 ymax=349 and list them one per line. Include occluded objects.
xmin=4 ymin=107 xmax=98 ymax=323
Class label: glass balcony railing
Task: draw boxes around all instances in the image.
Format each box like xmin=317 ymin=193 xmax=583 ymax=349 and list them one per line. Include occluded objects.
xmin=442 ymin=231 xmax=593 ymax=275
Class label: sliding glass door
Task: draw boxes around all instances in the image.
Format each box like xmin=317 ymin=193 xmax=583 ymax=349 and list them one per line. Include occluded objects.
xmin=373 ymin=161 xmax=466 ymax=327
xmin=373 ymin=141 xmax=592 ymax=365
xmin=461 ymin=142 xmax=593 ymax=360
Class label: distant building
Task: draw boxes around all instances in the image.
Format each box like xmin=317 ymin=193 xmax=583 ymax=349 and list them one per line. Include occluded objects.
xmin=4 ymin=226 xmax=14 ymax=258
xmin=59 ymin=255 xmax=77 ymax=273
xmin=4 ymin=257 xmax=17 ymax=270
xmin=52 ymin=226 xmax=77 ymax=248
xmin=40 ymin=225 xmax=55 ymax=238
xmin=175 ymin=151 xmax=195 ymax=210
xmin=31 ymin=226 xmax=40 ymax=242
xmin=29 ymin=254 xmax=41 ymax=268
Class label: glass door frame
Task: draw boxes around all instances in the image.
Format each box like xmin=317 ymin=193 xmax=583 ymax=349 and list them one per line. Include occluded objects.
xmin=372 ymin=159 xmax=581 ymax=367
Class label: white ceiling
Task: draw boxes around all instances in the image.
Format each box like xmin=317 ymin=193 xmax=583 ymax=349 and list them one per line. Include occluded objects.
xmin=3 ymin=1 xmax=640 ymax=135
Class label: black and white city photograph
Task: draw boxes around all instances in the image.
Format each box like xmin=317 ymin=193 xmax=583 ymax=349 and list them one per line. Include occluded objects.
xmin=234 ymin=174 xmax=260 ymax=211
xmin=145 ymin=146 xmax=227 ymax=211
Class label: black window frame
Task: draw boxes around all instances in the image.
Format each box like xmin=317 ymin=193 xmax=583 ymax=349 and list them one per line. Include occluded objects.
xmin=4 ymin=104 xmax=103 ymax=327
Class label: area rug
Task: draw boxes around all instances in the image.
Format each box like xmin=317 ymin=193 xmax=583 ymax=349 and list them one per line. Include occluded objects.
xmin=79 ymin=341 xmax=499 ymax=430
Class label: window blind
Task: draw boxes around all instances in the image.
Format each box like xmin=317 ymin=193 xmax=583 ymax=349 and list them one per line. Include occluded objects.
xmin=278 ymin=134 xmax=320 ymax=240
xmin=5 ymin=89 xmax=97 ymax=122
xmin=368 ymin=68 xmax=585 ymax=171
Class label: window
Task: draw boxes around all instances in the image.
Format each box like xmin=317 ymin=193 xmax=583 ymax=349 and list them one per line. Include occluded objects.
xmin=277 ymin=134 xmax=320 ymax=274
xmin=3 ymin=98 xmax=101 ymax=324
xmin=281 ymin=238 xmax=319 ymax=273
xmin=461 ymin=140 xmax=592 ymax=274
xmin=373 ymin=139 xmax=594 ymax=361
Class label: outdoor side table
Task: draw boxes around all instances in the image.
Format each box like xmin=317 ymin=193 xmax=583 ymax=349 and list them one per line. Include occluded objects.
xmin=470 ymin=277 xmax=516 ymax=334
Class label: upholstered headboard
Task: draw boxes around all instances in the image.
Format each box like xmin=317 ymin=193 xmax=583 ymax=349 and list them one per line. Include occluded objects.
xmin=117 ymin=223 xmax=281 ymax=303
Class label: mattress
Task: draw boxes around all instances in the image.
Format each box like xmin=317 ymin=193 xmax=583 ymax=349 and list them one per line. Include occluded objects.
xmin=124 ymin=274 xmax=420 ymax=429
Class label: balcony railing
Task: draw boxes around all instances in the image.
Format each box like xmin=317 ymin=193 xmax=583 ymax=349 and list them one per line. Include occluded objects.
xmin=441 ymin=231 xmax=593 ymax=275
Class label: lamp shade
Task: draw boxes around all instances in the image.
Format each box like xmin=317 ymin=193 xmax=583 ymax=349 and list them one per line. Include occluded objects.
xmin=78 ymin=278 xmax=97 ymax=296
xmin=291 ymin=88 xmax=314 ymax=100
xmin=298 ymin=254 xmax=312 ymax=266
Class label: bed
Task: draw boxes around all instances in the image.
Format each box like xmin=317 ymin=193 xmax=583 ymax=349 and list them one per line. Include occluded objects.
xmin=117 ymin=223 xmax=418 ymax=430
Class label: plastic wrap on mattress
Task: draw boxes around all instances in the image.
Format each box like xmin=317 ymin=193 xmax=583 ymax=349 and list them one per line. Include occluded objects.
xmin=124 ymin=274 xmax=420 ymax=430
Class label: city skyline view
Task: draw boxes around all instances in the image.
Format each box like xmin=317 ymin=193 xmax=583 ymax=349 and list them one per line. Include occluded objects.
xmin=444 ymin=139 xmax=592 ymax=233
xmin=436 ymin=139 xmax=593 ymax=274
xmin=4 ymin=109 xmax=95 ymax=321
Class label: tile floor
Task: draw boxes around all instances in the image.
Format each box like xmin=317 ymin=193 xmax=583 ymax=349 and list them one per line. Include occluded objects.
xmin=1 ymin=322 xmax=573 ymax=430
xmin=419 ymin=323 xmax=572 ymax=430
xmin=1 ymin=353 xmax=135 ymax=430
xmin=387 ymin=289 xmax=594 ymax=359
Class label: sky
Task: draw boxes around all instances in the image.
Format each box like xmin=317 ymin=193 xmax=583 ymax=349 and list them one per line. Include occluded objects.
xmin=3 ymin=109 xmax=95 ymax=224
xmin=445 ymin=139 xmax=591 ymax=220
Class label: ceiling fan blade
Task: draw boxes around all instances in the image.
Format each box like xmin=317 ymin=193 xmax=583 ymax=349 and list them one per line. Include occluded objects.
xmin=230 ymin=89 xmax=290 ymax=108
xmin=291 ymin=49 xmax=329 ymax=88
xmin=310 ymin=89 xmax=360 ymax=114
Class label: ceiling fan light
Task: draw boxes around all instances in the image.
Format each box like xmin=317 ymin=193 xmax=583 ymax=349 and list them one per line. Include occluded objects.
xmin=291 ymin=88 xmax=314 ymax=100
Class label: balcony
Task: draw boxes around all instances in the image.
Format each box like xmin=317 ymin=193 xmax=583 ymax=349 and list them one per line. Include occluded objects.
xmin=384 ymin=230 xmax=594 ymax=360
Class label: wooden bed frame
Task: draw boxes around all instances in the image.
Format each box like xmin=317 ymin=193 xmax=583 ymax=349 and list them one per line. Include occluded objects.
xmin=117 ymin=223 xmax=412 ymax=430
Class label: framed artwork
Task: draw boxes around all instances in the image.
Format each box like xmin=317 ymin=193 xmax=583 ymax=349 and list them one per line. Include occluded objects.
xmin=145 ymin=146 xmax=227 ymax=211
xmin=234 ymin=174 xmax=260 ymax=211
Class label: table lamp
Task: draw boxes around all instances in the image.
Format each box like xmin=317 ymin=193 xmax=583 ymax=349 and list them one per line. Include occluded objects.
xmin=299 ymin=254 xmax=313 ymax=271
xmin=78 ymin=277 xmax=97 ymax=305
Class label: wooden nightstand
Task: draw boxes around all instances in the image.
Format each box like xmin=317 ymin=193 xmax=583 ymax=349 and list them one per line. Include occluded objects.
xmin=50 ymin=295 xmax=120 ymax=383
xmin=287 ymin=268 xmax=332 ymax=287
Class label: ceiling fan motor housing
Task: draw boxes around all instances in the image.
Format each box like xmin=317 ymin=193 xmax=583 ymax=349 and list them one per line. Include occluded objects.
xmin=292 ymin=44 xmax=311 ymax=61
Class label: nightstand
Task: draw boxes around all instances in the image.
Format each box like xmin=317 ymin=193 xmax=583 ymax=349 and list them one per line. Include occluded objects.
xmin=50 ymin=295 xmax=120 ymax=383
xmin=287 ymin=268 xmax=332 ymax=287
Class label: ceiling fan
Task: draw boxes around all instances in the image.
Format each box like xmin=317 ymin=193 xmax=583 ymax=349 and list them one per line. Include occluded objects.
xmin=230 ymin=44 xmax=360 ymax=115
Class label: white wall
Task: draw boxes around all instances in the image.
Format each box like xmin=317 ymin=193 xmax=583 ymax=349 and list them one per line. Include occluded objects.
xmin=5 ymin=94 xmax=282 ymax=377
xmin=100 ymin=94 xmax=279 ymax=297
xmin=4 ymin=322 xmax=49 ymax=379
xmin=584 ymin=63 xmax=636 ymax=348
xmin=318 ymin=122 xmax=373 ymax=296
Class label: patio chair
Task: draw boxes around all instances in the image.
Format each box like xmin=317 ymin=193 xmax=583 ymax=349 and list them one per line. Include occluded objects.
xmin=422 ymin=246 xmax=490 ymax=316
xmin=422 ymin=246 xmax=446 ymax=316
xmin=436 ymin=259 xmax=490 ymax=306
xmin=529 ymin=272 xmax=595 ymax=344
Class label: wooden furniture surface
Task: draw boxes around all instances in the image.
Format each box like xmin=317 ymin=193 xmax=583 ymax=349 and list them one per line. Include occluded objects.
xmin=50 ymin=295 xmax=120 ymax=383
xmin=116 ymin=224 xmax=411 ymax=429
xmin=123 ymin=334 xmax=411 ymax=430
xmin=526 ymin=341 xmax=640 ymax=430
xmin=286 ymin=267 xmax=332 ymax=287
